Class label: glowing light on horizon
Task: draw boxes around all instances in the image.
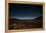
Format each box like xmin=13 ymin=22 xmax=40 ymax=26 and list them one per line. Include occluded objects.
xmin=9 ymin=16 xmax=39 ymax=19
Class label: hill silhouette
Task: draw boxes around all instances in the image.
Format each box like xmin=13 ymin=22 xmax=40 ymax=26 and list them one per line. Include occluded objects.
xmin=34 ymin=16 xmax=42 ymax=20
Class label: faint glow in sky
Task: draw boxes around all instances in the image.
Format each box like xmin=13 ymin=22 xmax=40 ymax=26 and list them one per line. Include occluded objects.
xmin=9 ymin=3 xmax=42 ymax=19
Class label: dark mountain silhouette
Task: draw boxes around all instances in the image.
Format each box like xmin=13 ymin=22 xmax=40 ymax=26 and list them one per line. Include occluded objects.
xmin=32 ymin=16 xmax=43 ymax=23
xmin=34 ymin=16 xmax=42 ymax=20
xmin=32 ymin=16 xmax=43 ymax=28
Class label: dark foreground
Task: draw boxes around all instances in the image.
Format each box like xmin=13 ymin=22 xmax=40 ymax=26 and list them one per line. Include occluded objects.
xmin=9 ymin=16 xmax=43 ymax=30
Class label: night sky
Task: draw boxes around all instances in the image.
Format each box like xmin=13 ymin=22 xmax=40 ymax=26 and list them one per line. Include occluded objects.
xmin=9 ymin=3 xmax=42 ymax=19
